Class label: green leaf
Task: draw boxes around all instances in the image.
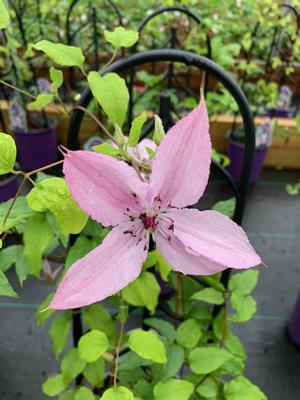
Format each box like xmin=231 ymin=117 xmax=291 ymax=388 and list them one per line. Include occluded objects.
xmin=176 ymin=319 xmax=202 ymax=349
xmin=23 ymin=213 xmax=53 ymax=276
xmin=188 ymin=347 xmax=232 ymax=374
xmin=0 ymin=244 xmax=22 ymax=272
xmin=15 ymin=247 xmax=30 ymax=285
xmin=142 ymin=250 xmax=158 ymax=270
xmin=0 ymin=196 xmax=33 ymax=232
xmin=75 ymin=387 xmax=95 ymax=400
xmin=224 ymin=376 xmax=267 ymax=400
xmin=192 ymin=288 xmax=224 ymax=305
xmin=83 ymin=358 xmax=105 ymax=388
xmin=128 ymin=329 xmax=166 ymax=363
xmin=59 ymin=390 xmax=74 ymax=400
xmin=42 ymin=374 xmax=68 ymax=397
xmin=88 ymin=72 xmax=129 ymax=128
xmin=229 ymin=270 xmax=259 ymax=295
xmin=0 ymin=133 xmax=16 ymax=174
xmin=0 ymin=0 xmax=10 ymax=29
xmin=196 ymin=376 xmax=219 ymax=398
xmin=127 ymin=112 xmax=147 ymax=147
xmin=212 ymin=198 xmax=236 ymax=219
xmin=153 ymin=115 xmax=165 ymax=145
xmin=33 ymin=40 xmax=85 ymax=71
xmin=65 ymin=236 xmax=98 ymax=270
xmin=93 ymin=143 xmax=119 ymax=156
xmin=49 ymin=312 xmax=72 ymax=358
xmin=122 ymin=271 xmax=160 ymax=313
xmin=144 ymin=318 xmax=176 ymax=342
xmin=225 ymin=332 xmax=246 ymax=359
xmin=153 ymin=379 xmax=194 ymax=400
xmin=156 ymin=251 xmax=172 ymax=281
xmin=104 ymin=27 xmax=138 ymax=49
xmin=61 ymin=348 xmax=86 ymax=384
xmin=0 ymin=270 xmax=18 ymax=297
xmin=82 ymin=303 xmax=116 ymax=342
xmin=36 ymin=293 xmax=55 ymax=326
xmin=220 ymin=357 xmax=245 ymax=377
xmin=145 ymin=146 xmax=155 ymax=159
xmin=28 ymin=94 xmax=53 ymax=110
xmin=27 ymin=178 xmax=88 ymax=235
xmin=230 ymin=291 xmax=257 ymax=322
xmin=101 ymin=386 xmax=134 ymax=400
xmin=50 ymin=66 xmax=64 ymax=89
xmin=152 ymin=344 xmax=185 ymax=380
xmin=78 ymin=330 xmax=109 ymax=363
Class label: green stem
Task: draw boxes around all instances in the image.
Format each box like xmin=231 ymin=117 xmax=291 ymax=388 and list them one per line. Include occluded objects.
xmin=99 ymin=50 xmax=117 ymax=75
xmin=113 ymin=297 xmax=125 ymax=388
xmin=0 ymin=79 xmax=36 ymax=100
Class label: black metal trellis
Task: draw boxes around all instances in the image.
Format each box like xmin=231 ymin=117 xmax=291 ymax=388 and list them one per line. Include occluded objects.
xmin=67 ymin=48 xmax=256 ymax=343
xmin=65 ymin=0 xmax=124 ymax=70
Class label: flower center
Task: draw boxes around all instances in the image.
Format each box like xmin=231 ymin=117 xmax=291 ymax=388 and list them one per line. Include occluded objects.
xmin=140 ymin=212 xmax=157 ymax=230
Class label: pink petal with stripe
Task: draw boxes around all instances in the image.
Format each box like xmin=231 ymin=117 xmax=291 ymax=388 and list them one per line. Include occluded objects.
xmin=148 ymin=101 xmax=211 ymax=208
xmin=50 ymin=222 xmax=148 ymax=309
xmin=63 ymin=150 xmax=146 ymax=227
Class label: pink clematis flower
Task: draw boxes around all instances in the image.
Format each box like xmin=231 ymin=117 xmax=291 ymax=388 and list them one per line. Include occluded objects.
xmin=50 ymin=101 xmax=261 ymax=310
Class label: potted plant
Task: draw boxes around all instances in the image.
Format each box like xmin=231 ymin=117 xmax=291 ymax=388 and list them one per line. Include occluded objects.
xmin=0 ymin=26 xmax=58 ymax=171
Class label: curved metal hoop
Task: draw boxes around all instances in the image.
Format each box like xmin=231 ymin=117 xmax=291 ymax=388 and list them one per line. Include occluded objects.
xmin=67 ymin=49 xmax=256 ymax=226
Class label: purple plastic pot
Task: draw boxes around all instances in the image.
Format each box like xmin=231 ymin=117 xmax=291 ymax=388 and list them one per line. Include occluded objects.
xmin=13 ymin=118 xmax=58 ymax=171
xmin=288 ymin=292 xmax=300 ymax=347
xmin=264 ymin=109 xmax=290 ymax=118
xmin=227 ymin=140 xmax=268 ymax=184
xmin=0 ymin=174 xmax=20 ymax=202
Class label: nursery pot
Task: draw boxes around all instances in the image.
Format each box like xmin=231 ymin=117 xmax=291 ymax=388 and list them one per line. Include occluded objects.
xmin=288 ymin=292 xmax=300 ymax=348
xmin=0 ymin=173 xmax=20 ymax=202
xmin=13 ymin=118 xmax=58 ymax=171
xmin=227 ymin=140 xmax=268 ymax=184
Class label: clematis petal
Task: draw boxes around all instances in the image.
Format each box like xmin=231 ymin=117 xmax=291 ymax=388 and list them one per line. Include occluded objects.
xmin=148 ymin=101 xmax=211 ymax=208
xmin=154 ymin=231 xmax=227 ymax=275
xmin=63 ymin=150 xmax=146 ymax=227
xmin=50 ymin=223 xmax=148 ymax=310
xmin=162 ymin=208 xmax=261 ymax=269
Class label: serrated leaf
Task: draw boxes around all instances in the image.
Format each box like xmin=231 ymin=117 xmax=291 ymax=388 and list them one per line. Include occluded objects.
xmin=42 ymin=374 xmax=67 ymax=397
xmin=0 ymin=132 xmax=16 ymax=174
xmin=93 ymin=143 xmax=119 ymax=156
xmin=153 ymin=379 xmax=194 ymax=400
xmin=104 ymin=27 xmax=138 ymax=49
xmin=50 ymin=66 xmax=63 ymax=90
xmin=0 ymin=0 xmax=10 ymax=29
xmin=49 ymin=312 xmax=72 ymax=358
xmin=0 ymin=270 xmax=18 ymax=297
xmin=188 ymin=347 xmax=232 ymax=374
xmin=192 ymin=287 xmax=224 ymax=305
xmin=229 ymin=270 xmax=259 ymax=295
xmin=122 ymin=271 xmax=160 ymax=313
xmin=224 ymin=376 xmax=267 ymax=400
xmin=153 ymin=115 xmax=165 ymax=145
xmin=101 ymin=386 xmax=134 ymax=400
xmin=176 ymin=319 xmax=202 ymax=348
xmin=212 ymin=198 xmax=236 ymax=219
xmin=128 ymin=329 xmax=166 ymax=363
xmin=83 ymin=358 xmax=105 ymax=388
xmin=23 ymin=213 xmax=53 ymax=276
xmin=28 ymin=94 xmax=53 ymax=110
xmin=152 ymin=343 xmax=185 ymax=381
xmin=61 ymin=348 xmax=86 ymax=384
xmin=230 ymin=291 xmax=257 ymax=322
xmin=78 ymin=330 xmax=109 ymax=363
xmin=27 ymin=178 xmax=88 ymax=235
xmin=127 ymin=112 xmax=147 ymax=147
xmin=65 ymin=236 xmax=98 ymax=270
xmin=88 ymin=72 xmax=129 ymax=128
xmin=144 ymin=318 xmax=176 ymax=342
xmin=0 ymin=196 xmax=33 ymax=232
xmin=33 ymin=40 xmax=85 ymax=71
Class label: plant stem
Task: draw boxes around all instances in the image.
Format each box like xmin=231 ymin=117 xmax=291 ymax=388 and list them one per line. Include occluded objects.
xmin=0 ymin=79 xmax=36 ymax=100
xmin=99 ymin=50 xmax=117 ymax=75
xmin=0 ymin=176 xmax=27 ymax=234
xmin=219 ymin=299 xmax=228 ymax=348
xmin=72 ymin=105 xmax=117 ymax=145
xmin=26 ymin=159 xmax=64 ymax=176
xmin=113 ymin=297 xmax=125 ymax=388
